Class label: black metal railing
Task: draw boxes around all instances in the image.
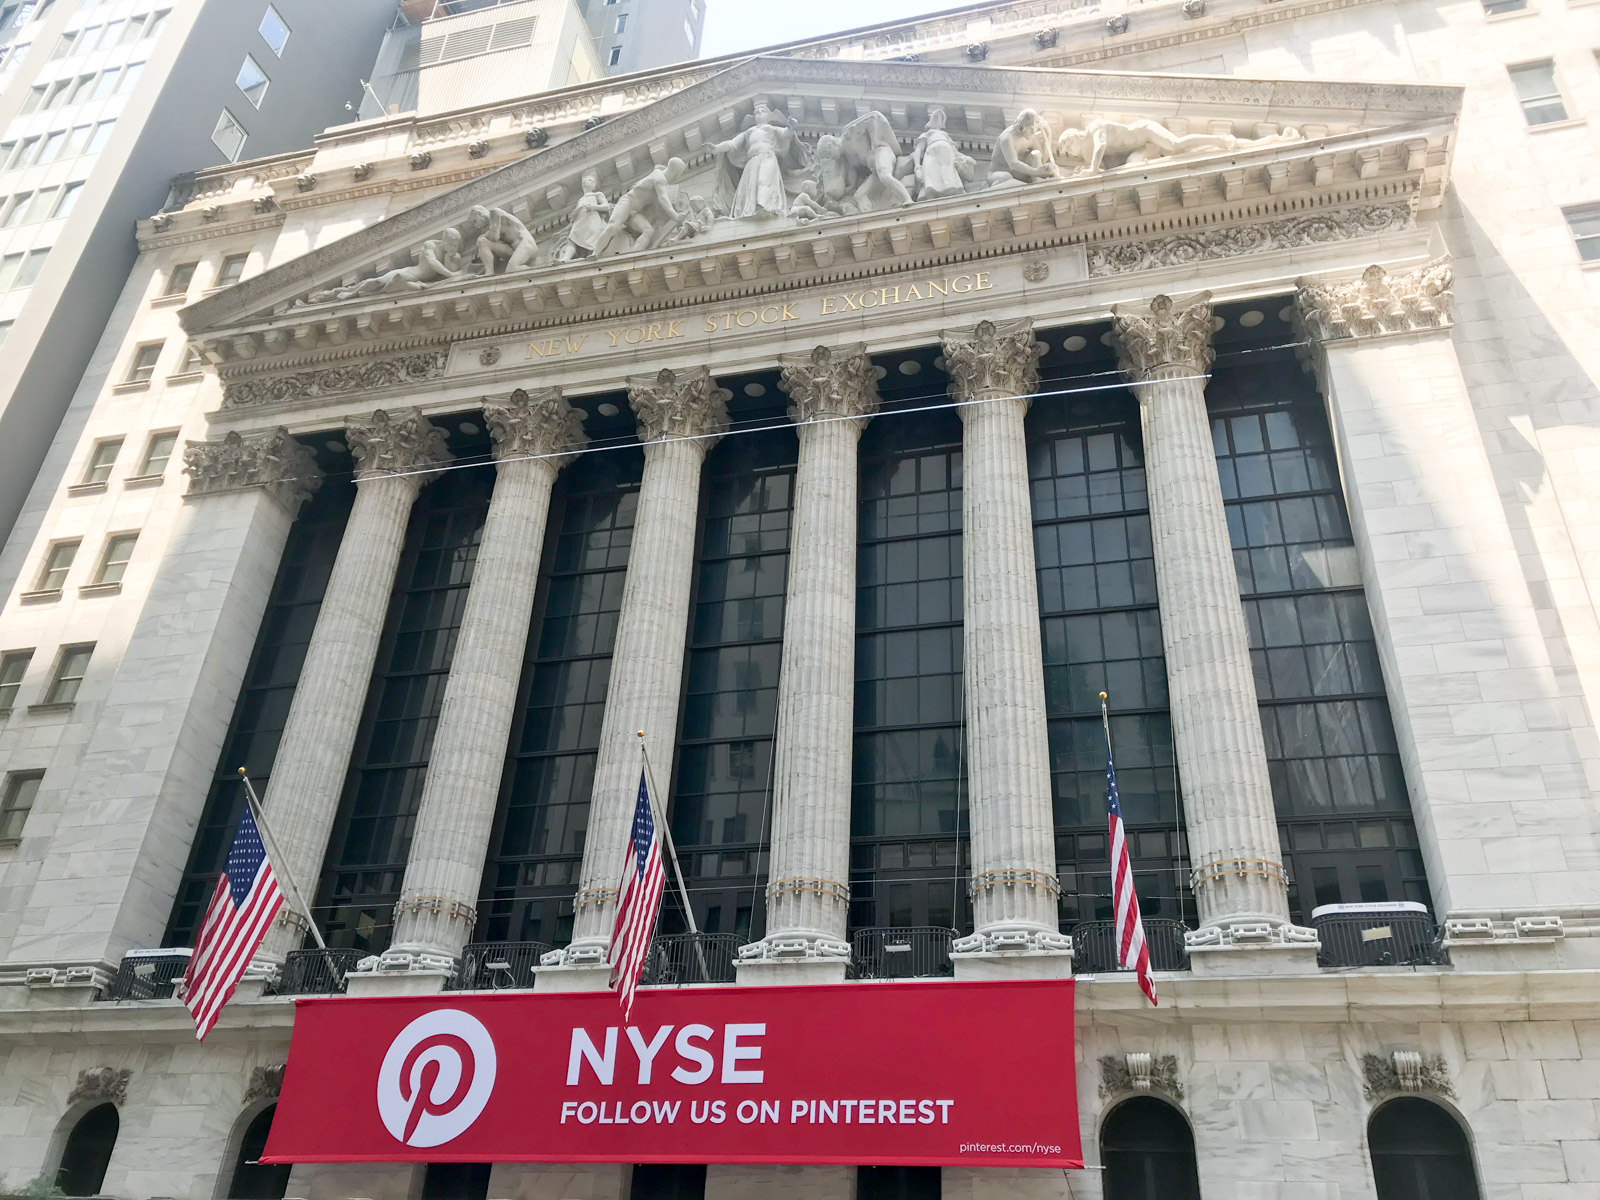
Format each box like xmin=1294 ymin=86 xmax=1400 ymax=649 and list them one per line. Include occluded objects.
xmin=1313 ymin=911 xmax=1448 ymax=969
xmin=450 ymin=941 xmax=553 ymax=991
xmin=102 ymin=949 xmax=191 ymax=1001
xmin=640 ymin=932 xmax=739 ymax=985
xmin=852 ymin=928 xmax=956 ymax=980
xmin=272 ymin=947 xmax=363 ymax=996
xmin=1071 ymin=920 xmax=1191 ymax=974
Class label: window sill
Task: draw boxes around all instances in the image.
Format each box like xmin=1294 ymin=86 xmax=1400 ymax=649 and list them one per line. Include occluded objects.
xmin=165 ymin=371 xmax=203 ymax=384
xmin=66 ymin=481 xmax=108 ymax=497
xmin=113 ymin=380 xmax=151 ymax=394
xmin=27 ymin=702 xmax=74 ymax=714
xmin=1528 ymin=117 xmax=1587 ymax=134
xmin=1580 ymin=258 xmax=1600 ymax=271
xmin=1484 ymin=6 xmax=1534 ymax=19
xmin=150 ymin=293 xmax=187 ymax=308
xmin=78 ymin=582 xmax=120 ymax=598
xmin=123 ymin=472 xmax=164 ymax=488
xmin=18 ymin=589 xmax=60 ymax=604
xmin=0 ymin=838 xmax=18 ymax=850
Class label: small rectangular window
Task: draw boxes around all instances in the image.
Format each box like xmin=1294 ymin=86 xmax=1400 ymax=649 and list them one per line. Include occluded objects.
xmin=1509 ymin=60 xmax=1568 ymax=125
xmin=145 ymin=10 xmax=168 ymax=38
xmin=259 ymin=5 xmax=289 ymax=55
xmin=114 ymin=61 xmax=142 ymax=94
xmin=2 ymin=194 xmax=32 ymax=229
xmin=96 ymin=19 xmax=123 ymax=49
xmin=62 ymin=123 xmax=91 ymax=157
xmin=82 ymin=437 xmax=121 ymax=484
xmin=1482 ymin=0 xmax=1525 ymax=11
xmin=1566 ymin=204 xmax=1600 ymax=262
xmin=211 ymin=108 xmax=246 ymax=161
xmin=0 ymin=253 xmax=23 ymax=290
xmin=119 ymin=14 xmax=143 ymax=43
xmin=23 ymin=186 xmax=58 ymax=223
xmin=33 ymin=129 xmax=65 ymax=164
xmin=236 ymin=55 xmax=268 ymax=108
xmin=95 ymin=532 xmax=137 ymax=584
xmin=52 ymin=181 xmax=80 ymax=218
xmin=127 ymin=341 xmax=162 ymax=383
xmin=36 ymin=540 xmax=77 ymax=592
xmin=43 ymin=78 xmax=70 ymax=109
xmin=90 ymin=69 xmax=117 ymax=101
xmin=615 ymin=13 xmax=627 ymax=32
xmin=608 ymin=45 xmax=622 ymax=65
xmin=215 ymin=252 xmax=248 ymax=287
xmin=16 ymin=248 xmax=48 ymax=289
xmin=0 ymin=650 xmax=32 ymax=711
xmin=177 ymin=344 xmax=203 ymax=373
xmin=0 ymin=771 xmax=42 ymax=841
xmin=86 ymin=120 xmax=114 ymax=153
xmin=49 ymin=29 xmax=75 ymax=58
xmin=19 ymin=83 xmax=44 ymax=114
xmin=44 ymin=643 xmax=93 ymax=705
xmin=0 ymin=321 xmax=13 ymax=345
xmin=69 ymin=73 xmax=96 ymax=103
xmin=140 ymin=430 xmax=178 ymax=475
xmin=164 ymin=261 xmax=197 ymax=297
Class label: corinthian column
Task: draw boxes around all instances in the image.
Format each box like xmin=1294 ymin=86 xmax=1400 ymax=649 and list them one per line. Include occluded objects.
xmin=380 ymin=389 xmax=586 ymax=976
xmin=254 ymin=409 xmax=450 ymax=966
xmin=549 ymin=368 xmax=728 ymax=972
xmin=943 ymin=319 xmax=1071 ymax=969
xmin=739 ymin=345 xmax=879 ymax=979
xmin=1113 ymin=293 xmax=1312 ymax=959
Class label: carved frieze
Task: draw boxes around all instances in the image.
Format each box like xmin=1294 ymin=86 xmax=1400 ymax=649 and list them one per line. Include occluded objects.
xmin=222 ymin=352 xmax=448 ymax=410
xmin=184 ymin=428 xmax=322 ymax=513
xmin=628 ymin=366 xmax=729 ymax=446
xmin=778 ymin=343 xmax=882 ymax=425
xmin=1112 ymin=292 xmax=1215 ymax=379
xmin=1099 ymin=1053 xmax=1184 ymax=1100
xmin=346 ymin=408 xmax=452 ymax=482
xmin=1295 ymin=258 xmax=1453 ymax=341
xmin=69 ymin=1066 xmax=131 ymax=1107
xmin=484 ymin=387 xmax=588 ymax=466
xmin=1362 ymin=1051 xmax=1454 ymax=1100
xmin=244 ymin=1063 xmax=286 ymax=1105
xmin=1089 ymin=203 xmax=1414 ymax=275
xmin=942 ymin=318 xmax=1045 ymax=403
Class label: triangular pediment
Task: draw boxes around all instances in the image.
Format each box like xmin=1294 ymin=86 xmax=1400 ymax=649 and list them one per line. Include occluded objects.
xmin=182 ymin=55 xmax=1459 ymax=371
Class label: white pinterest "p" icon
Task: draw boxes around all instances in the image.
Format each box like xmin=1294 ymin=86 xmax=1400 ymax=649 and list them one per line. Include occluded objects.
xmin=377 ymin=1010 xmax=498 ymax=1148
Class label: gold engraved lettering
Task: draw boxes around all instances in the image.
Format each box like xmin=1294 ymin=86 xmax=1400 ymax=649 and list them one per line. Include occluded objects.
xmin=905 ymin=284 xmax=923 ymax=302
xmin=668 ymin=320 xmax=683 ymax=338
xmin=821 ymin=297 xmax=836 ymax=316
xmin=975 ymin=272 xmax=993 ymax=291
xmin=605 ymin=331 xmax=621 ymax=348
xmin=782 ymin=304 xmax=796 ymax=321
xmin=929 ymin=279 xmax=949 ymax=297
xmin=951 ymin=275 xmax=975 ymax=294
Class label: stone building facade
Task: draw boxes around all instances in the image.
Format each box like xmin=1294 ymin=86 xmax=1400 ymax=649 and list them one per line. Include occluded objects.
xmin=0 ymin=0 xmax=1598 ymax=1196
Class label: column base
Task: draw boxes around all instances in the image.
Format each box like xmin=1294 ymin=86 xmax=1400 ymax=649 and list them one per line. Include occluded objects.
xmin=736 ymin=958 xmax=848 ymax=986
xmin=951 ymin=948 xmax=1075 ymax=981
xmin=1185 ymin=921 xmax=1320 ymax=977
xmin=346 ymin=970 xmax=450 ymax=997
xmin=533 ymin=962 xmax=613 ymax=993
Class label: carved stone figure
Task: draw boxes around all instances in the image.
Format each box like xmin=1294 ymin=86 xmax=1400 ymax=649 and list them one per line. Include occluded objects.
xmin=69 ymin=1067 xmax=131 ymax=1107
xmin=987 ymin=109 xmax=1057 ymax=186
xmin=1057 ymin=117 xmax=1303 ymax=174
xmin=787 ymin=190 xmax=833 ymax=223
xmin=556 ymin=173 xmax=613 ymax=262
xmin=913 ymin=106 xmax=976 ymax=201
xmin=591 ymin=157 xmax=691 ymax=259
xmin=807 ymin=111 xmax=913 ymax=215
xmin=306 ymin=229 xmax=465 ymax=302
xmin=712 ymin=102 xmax=809 ymax=220
xmin=467 ymin=204 xmax=538 ymax=275
xmin=666 ymin=195 xmax=717 ymax=243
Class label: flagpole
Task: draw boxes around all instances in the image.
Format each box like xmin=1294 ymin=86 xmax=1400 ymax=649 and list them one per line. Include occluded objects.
xmin=636 ymin=733 xmax=699 ymax=936
xmin=1100 ymin=690 xmax=1111 ymax=743
xmin=236 ymin=768 xmax=331 ymax=954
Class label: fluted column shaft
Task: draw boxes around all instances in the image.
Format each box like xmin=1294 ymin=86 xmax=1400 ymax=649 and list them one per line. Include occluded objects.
xmin=256 ymin=409 xmax=449 ymax=964
xmin=1114 ymin=293 xmax=1298 ymax=939
xmin=561 ymin=368 xmax=727 ymax=963
xmin=943 ymin=320 xmax=1066 ymax=954
xmin=747 ymin=346 xmax=879 ymax=960
xmin=385 ymin=391 xmax=585 ymax=969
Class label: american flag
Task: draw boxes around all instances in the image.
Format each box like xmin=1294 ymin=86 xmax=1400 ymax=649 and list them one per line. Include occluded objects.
xmin=183 ymin=801 xmax=284 ymax=1039
xmin=610 ymin=770 xmax=665 ymax=1019
xmin=1105 ymin=724 xmax=1157 ymax=1006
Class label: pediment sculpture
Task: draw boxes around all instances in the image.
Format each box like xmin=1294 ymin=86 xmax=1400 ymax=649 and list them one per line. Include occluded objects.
xmin=284 ymin=99 xmax=1315 ymax=311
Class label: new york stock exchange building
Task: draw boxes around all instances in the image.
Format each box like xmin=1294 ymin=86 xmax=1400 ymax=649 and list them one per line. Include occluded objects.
xmin=2 ymin=0 xmax=1600 ymax=1195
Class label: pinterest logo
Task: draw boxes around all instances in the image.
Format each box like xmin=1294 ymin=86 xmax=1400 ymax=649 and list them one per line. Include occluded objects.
xmin=376 ymin=1010 xmax=498 ymax=1148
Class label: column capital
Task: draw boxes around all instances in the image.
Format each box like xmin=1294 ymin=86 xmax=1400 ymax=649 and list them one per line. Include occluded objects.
xmin=346 ymin=408 xmax=451 ymax=483
xmin=183 ymin=427 xmax=322 ymax=514
xmin=628 ymin=366 xmax=730 ymax=447
xmin=484 ymin=387 xmax=588 ymax=468
xmin=941 ymin=318 xmax=1044 ymax=404
xmin=1112 ymin=291 xmax=1215 ymax=381
xmin=778 ymin=343 xmax=882 ymax=426
xmin=1295 ymin=258 xmax=1453 ymax=343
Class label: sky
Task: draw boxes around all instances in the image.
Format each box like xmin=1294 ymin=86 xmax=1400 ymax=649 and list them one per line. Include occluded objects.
xmin=699 ymin=0 xmax=959 ymax=57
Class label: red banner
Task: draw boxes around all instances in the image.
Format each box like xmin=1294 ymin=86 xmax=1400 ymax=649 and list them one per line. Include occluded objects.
xmin=264 ymin=979 xmax=1080 ymax=1168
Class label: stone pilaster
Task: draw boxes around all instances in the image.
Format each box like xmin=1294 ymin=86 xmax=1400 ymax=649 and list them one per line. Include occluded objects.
xmin=1113 ymin=293 xmax=1313 ymax=961
xmin=379 ymin=390 xmax=585 ymax=977
xmin=547 ymin=368 xmax=727 ymax=973
xmin=941 ymin=319 xmax=1071 ymax=970
xmin=253 ymin=409 xmax=450 ymax=967
xmin=1297 ymin=261 xmax=1600 ymax=964
xmin=739 ymin=345 xmax=879 ymax=978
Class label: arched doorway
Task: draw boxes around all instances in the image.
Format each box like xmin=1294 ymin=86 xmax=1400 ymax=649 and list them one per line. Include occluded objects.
xmin=1101 ymin=1095 xmax=1201 ymax=1200
xmin=1370 ymin=1097 xmax=1482 ymax=1200
xmin=56 ymin=1103 xmax=119 ymax=1197
xmin=227 ymin=1105 xmax=291 ymax=1200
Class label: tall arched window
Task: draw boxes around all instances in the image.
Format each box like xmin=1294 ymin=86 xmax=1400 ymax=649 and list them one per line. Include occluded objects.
xmin=56 ymin=1103 xmax=119 ymax=1197
xmin=1101 ymin=1096 xmax=1200 ymax=1200
xmin=1369 ymin=1097 xmax=1481 ymax=1200
xmin=228 ymin=1105 xmax=290 ymax=1199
